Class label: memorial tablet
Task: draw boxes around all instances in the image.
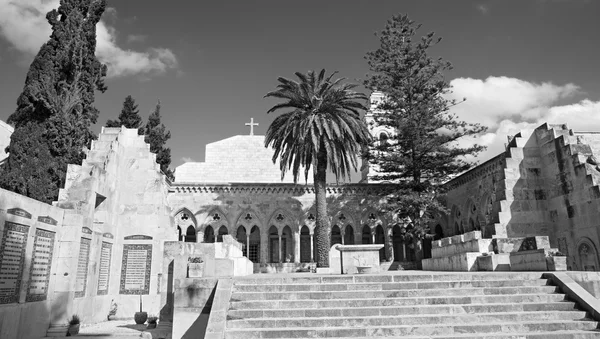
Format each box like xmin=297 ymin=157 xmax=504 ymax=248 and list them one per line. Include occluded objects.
xmin=119 ymin=244 xmax=152 ymax=294
xmin=26 ymin=229 xmax=56 ymax=302
xmin=74 ymin=238 xmax=91 ymax=298
xmin=0 ymin=222 xmax=29 ymax=304
xmin=97 ymin=242 xmax=112 ymax=295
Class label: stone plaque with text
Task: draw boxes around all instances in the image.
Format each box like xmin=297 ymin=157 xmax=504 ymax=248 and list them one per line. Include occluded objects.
xmin=119 ymin=244 xmax=152 ymax=295
xmin=0 ymin=222 xmax=30 ymax=304
xmin=97 ymin=242 xmax=112 ymax=295
xmin=74 ymin=238 xmax=91 ymax=298
xmin=26 ymin=229 xmax=56 ymax=302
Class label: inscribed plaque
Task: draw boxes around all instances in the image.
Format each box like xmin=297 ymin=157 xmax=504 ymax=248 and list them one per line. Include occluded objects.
xmin=97 ymin=242 xmax=112 ymax=295
xmin=74 ymin=238 xmax=91 ymax=298
xmin=119 ymin=244 xmax=152 ymax=294
xmin=26 ymin=229 xmax=56 ymax=302
xmin=0 ymin=222 xmax=30 ymax=304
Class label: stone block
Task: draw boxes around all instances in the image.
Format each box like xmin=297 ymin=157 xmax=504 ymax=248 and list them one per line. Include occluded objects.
xmin=509 ymin=249 xmax=549 ymax=271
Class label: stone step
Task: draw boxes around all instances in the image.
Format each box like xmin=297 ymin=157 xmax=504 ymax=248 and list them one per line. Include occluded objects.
xmin=232 ymin=272 xmax=545 ymax=285
xmin=304 ymin=331 xmax=600 ymax=339
xmin=229 ymin=293 xmax=568 ymax=309
xmin=232 ymin=279 xmax=550 ymax=292
xmin=223 ymin=320 xmax=599 ymax=338
xmin=230 ymin=286 xmax=559 ymax=301
xmin=227 ymin=301 xmax=579 ymax=319
xmin=227 ymin=311 xmax=589 ymax=328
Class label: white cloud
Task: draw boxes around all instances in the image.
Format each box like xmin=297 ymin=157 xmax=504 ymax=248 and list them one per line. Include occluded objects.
xmin=0 ymin=0 xmax=177 ymax=78
xmin=445 ymin=76 xmax=599 ymax=163
xmin=476 ymin=4 xmax=490 ymax=14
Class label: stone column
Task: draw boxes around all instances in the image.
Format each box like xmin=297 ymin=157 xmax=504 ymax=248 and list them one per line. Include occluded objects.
xmin=310 ymin=233 xmax=314 ymax=262
xmin=294 ymin=230 xmax=300 ymax=264
xmin=260 ymin=231 xmax=268 ymax=265
xmin=278 ymin=235 xmax=283 ymax=263
xmin=246 ymin=234 xmax=250 ymax=258
xmin=386 ymin=228 xmax=394 ymax=262
xmin=371 ymin=230 xmax=376 ymax=245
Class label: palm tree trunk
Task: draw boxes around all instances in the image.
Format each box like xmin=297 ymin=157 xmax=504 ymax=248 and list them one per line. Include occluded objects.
xmin=313 ymin=148 xmax=330 ymax=268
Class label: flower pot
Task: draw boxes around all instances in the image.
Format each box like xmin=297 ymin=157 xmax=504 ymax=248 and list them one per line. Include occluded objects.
xmin=356 ymin=266 xmax=372 ymax=274
xmin=147 ymin=322 xmax=157 ymax=329
xmin=67 ymin=324 xmax=80 ymax=336
xmin=134 ymin=311 xmax=148 ymax=324
xmin=188 ymin=263 xmax=204 ymax=278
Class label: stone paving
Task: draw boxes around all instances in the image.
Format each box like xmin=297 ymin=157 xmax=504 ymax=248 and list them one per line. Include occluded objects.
xmin=44 ymin=320 xmax=171 ymax=338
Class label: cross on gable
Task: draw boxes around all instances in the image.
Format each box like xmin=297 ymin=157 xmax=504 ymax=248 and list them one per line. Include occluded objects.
xmin=245 ymin=118 xmax=259 ymax=135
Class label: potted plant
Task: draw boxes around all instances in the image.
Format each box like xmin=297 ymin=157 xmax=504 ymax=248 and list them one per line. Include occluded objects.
xmin=547 ymin=251 xmax=567 ymax=271
xmin=67 ymin=314 xmax=80 ymax=336
xmin=354 ymin=257 xmax=372 ymax=274
xmin=146 ymin=315 xmax=158 ymax=329
xmin=285 ymin=253 xmax=292 ymax=263
xmin=188 ymin=257 xmax=204 ymax=278
xmin=134 ymin=295 xmax=148 ymax=324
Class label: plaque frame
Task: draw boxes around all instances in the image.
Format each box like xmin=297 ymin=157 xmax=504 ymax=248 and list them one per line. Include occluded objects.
xmin=119 ymin=244 xmax=152 ymax=295
xmin=97 ymin=242 xmax=112 ymax=296
xmin=26 ymin=229 xmax=56 ymax=302
xmin=74 ymin=238 xmax=91 ymax=298
xmin=0 ymin=222 xmax=30 ymax=304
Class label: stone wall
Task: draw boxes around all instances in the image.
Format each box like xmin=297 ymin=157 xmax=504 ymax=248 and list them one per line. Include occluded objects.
xmin=0 ymin=188 xmax=65 ymax=339
xmin=443 ymin=123 xmax=600 ymax=272
xmin=175 ymin=135 xmax=312 ymax=184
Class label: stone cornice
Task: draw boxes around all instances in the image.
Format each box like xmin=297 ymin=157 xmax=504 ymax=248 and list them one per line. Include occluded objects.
xmin=169 ymin=182 xmax=396 ymax=195
xmin=444 ymin=153 xmax=506 ymax=190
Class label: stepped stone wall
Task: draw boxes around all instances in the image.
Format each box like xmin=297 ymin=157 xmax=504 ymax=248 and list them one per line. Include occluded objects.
xmin=442 ymin=123 xmax=600 ymax=272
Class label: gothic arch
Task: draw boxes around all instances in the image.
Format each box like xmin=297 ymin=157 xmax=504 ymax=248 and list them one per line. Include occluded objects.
xmin=300 ymin=209 xmax=317 ymax=234
xmin=235 ymin=208 xmax=262 ymax=234
xmin=450 ymin=205 xmax=462 ymax=235
xmin=202 ymin=206 xmax=230 ymax=233
xmin=172 ymin=207 xmax=199 ymax=227
xmin=267 ymin=208 xmax=296 ymax=233
xmin=174 ymin=208 xmax=197 ymax=242
xmin=576 ymin=237 xmax=600 ymax=271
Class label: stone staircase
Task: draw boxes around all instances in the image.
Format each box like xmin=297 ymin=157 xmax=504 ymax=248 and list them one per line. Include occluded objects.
xmin=223 ymin=273 xmax=600 ymax=338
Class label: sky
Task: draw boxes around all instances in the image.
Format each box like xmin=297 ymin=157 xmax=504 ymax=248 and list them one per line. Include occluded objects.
xmin=0 ymin=0 xmax=599 ymax=182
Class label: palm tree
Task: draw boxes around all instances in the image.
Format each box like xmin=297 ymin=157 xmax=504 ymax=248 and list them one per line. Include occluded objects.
xmin=264 ymin=69 xmax=371 ymax=268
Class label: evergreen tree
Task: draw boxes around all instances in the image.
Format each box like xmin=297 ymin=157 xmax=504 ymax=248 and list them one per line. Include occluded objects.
xmin=0 ymin=0 xmax=107 ymax=203
xmin=106 ymin=95 xmax=143 ymax=133
xmin=364 ymin=14 xmax=487 ymax=240
xmin=144 ymin=101 xmax=174 ymax=180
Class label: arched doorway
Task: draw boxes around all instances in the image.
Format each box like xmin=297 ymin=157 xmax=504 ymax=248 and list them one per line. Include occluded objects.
xmin=282 ymin=226 xmax=293 ymax=262
xmin=185 ymin=226 xmax=197 ymax=243
xmin=331 ymin=225 xmax=342 ymax=245
xmin=269 ymin=226 xmax=279 ymax=263
xmin=249 ymin=226 xmax=260 ymax=263
xmin=579 ymin=242 xmax=599 ymax=271
xmin=375 ymin=225 xmax=385 ymax=261
xmin=217 ymin=226 xmax=228 ymax=242
xmin=392 ymin=225 xmax=416 ymax=262
xmin=204 ymin=226 xmax=215 ymax=243
xmin=236 ymin=226 xmax=247 ymax=257
xmin=362 ymin=225 xmax=372 ymax=245
xmin=300 ymin=226 xmax=311 ymax=263
xmin=434 ymin=224 xmax=444 ymax=240
xmin=344 ymin=225 xmax=354 ymax=245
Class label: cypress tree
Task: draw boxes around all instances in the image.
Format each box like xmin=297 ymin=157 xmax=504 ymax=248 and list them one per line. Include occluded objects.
xmin=0 ymin=0 xmax=107 ymax=204
xmin=144 ymin=101 xmax=174 ymax=180
xmin=106 ymin=95 xmax=143 ymax=133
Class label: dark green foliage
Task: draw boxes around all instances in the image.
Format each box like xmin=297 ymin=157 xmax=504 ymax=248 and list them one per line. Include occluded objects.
xmin=144 ymin=101 xmax=173 ymax=180
xmin=364 ymin=14 xmax=487 ymax=238
xmin=106 ymin=95 xmax=143 ymax=133
xmin=265 ymin=69 xmax=371 ymax=267
xmin=0 ymin=0 xmax=107 ymax=203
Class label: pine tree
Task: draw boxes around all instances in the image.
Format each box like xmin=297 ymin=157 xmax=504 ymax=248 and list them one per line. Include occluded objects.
xmin=0 ymin=0 xmax=107 ymax=204
xmin=364 ymin=14 xmax=487 ymax=240
xmin=106 ymin=95 xmax=143 ymax=133
xmin=144 ymin=101 xmax=173 ymax=180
